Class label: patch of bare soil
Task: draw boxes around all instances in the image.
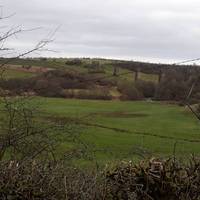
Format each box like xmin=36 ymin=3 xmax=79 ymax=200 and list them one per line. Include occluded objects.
xmin=93 ymin=111 xmax=149 ymax=118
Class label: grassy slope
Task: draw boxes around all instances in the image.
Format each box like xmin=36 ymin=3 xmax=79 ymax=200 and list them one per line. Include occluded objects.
xmin=3 ymin=59 xmax=192 ymax=163
xmin=1 ymin=58 xmax=158 ymax=82
xmin=34 ymin=97 xmax=200 ymax=162
xmin=0 ymin=59 xmax=65 ymax=69
xmin=3 ymin=69 xmax=36 ymax=79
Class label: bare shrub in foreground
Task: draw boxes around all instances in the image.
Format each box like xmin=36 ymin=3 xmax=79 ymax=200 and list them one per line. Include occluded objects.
xmin=0 ymin=157 xmax=200 ymax=199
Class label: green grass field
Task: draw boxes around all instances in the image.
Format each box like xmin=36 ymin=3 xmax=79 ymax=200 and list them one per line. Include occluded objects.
xmin=1 ymin=58 xmax=158 ymax=83
xmin=3 ymin=69 xmax=36 ymax=79
xmin=1 ymin=59 xmax=198 ymax=163
xmin=33 ymin=97 xmax=200 ymax=163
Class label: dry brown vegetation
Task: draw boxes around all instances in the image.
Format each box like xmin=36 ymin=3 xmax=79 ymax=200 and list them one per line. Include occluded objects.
xmin=0 ymin=157 xmax=200 ymax=200
xmin=1 ymin=65 xmax=200 ymax=103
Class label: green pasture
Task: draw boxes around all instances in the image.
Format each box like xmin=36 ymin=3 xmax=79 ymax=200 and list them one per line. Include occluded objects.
xmin=3 ymin=69 xmax=35 ymax=79
xmin=33 ymin=97 xmax=200 ymax=162
xmin=1 ymin=58 xmax=158 ymax=83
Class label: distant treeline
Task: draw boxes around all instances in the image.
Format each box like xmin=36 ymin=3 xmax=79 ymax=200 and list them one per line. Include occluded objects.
xmin=113 ymin=60 xmax=200 ymax=75
xmin=0 ymin=69 xmax=200 ymax=103
xmin=1 ymin=57 xmax=200 ymax=103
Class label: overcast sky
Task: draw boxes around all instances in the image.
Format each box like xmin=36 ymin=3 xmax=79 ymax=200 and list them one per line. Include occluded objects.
xmin=1 ymin=0 xmax=200 ymax=63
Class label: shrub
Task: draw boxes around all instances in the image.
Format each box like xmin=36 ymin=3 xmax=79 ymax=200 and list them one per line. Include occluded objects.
xmin=76 ymin=89 xmax=112 ymax=100
xmin=0 ymin=157 xmax=200 ymax=199
xmin=34 ymin=78 xmax=64 ymax=97
xmin=62 ymin=89 xmax=75 ymax=98
xmin=60 ymin=79 xmax=87 ymax=89
xmin=65 ymin=59 xmax=82 ymax=66
xmin=135 ymin=80 xmax=156 ymax=98
xmin=106 ymin=157 xmax=200 ymax=200
xmin=118 ymin=81 xmax=143 ymax=100
xmin=196 ymin=104 xmax=200 ymax=113
xmin=0 ymin=78 xmax=35 ymax=95
xmin=0 ymin=161 xmax=106 ymax=200
xmin=156 ymin=78 xmax=188 ymax=101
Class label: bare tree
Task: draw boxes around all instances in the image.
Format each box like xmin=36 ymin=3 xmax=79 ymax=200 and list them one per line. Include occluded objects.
xmin=0 ymin=11 xmax=66 ymax=162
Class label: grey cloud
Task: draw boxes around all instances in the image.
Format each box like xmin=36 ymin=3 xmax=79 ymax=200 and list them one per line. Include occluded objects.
xmin=2 ymin=0 xmax=200 ymax=63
